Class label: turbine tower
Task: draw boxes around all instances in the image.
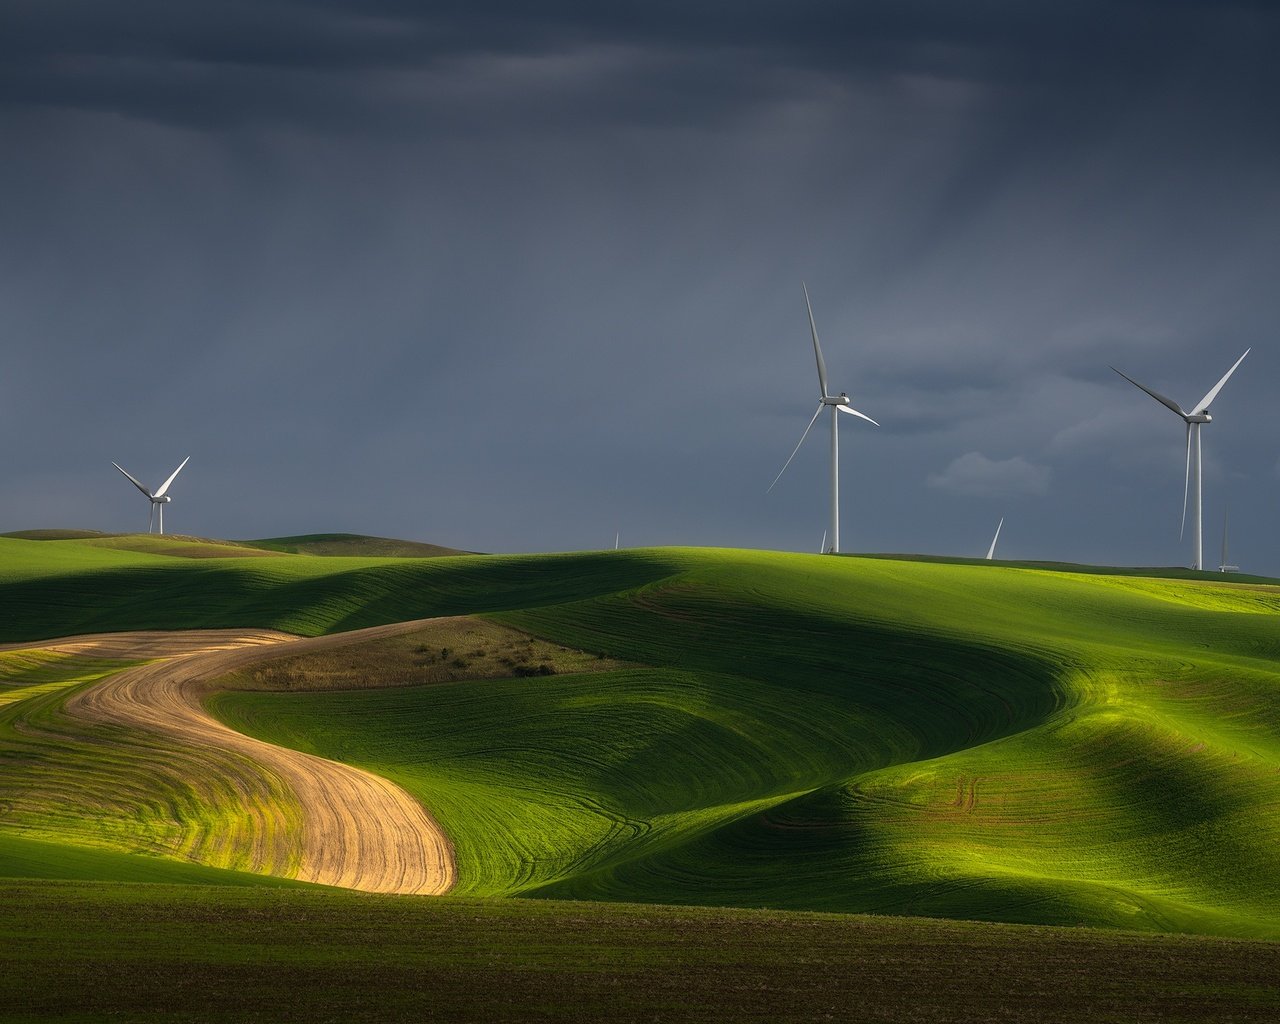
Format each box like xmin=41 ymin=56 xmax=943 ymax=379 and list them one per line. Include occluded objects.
xmin=1111 ymin=349 xmax=1248 ymax=570
xmin=986 ymin=517 xmax=1004 ymax=560
xmin=1219 ymin=508 xmax=1238 ymax=573
xmin=769 ymin=283 xmax=878 ymax=554
xmin=112 ymin=457 xmax=190 ymax=535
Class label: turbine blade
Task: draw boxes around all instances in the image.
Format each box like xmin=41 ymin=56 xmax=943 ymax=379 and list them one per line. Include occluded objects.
xmin=1191 ymin=348 xmax=1250 ymax=415
xmin=836 ymin=404 xmax=879 ymax=426
xmin=112 ymin=462 xmax=153 ymax=498
xmin=1110 ymin=367 xmax=1187 ymax=418
xmin=986 ymin=517 xmax=1004 ymax=560
xmin=820 ymin=529 xmax=827 ymax=554
xmin=1180 ymin=422 xmax=1191 ymax=540
xmin=802 ymin=283 xmax=829 ymax=398
xmin=153 ymin=456 xmax=190 ymax=498
xmin=768 ymin=403 xmax=824 ymax=493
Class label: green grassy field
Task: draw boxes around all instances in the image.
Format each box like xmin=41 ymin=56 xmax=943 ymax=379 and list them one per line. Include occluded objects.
xmin=2 ymin=534 xmax=1279 ymax=939
xmin=3 ymin=880 xmax=1279 ymax=1024
xmin=0 ymin=535 xmax=667 ymax=640
xmin=2 ymin=532 xmax=1280 ymax=1018
xmin=202 ymin=548 xmax=1280 ymax=938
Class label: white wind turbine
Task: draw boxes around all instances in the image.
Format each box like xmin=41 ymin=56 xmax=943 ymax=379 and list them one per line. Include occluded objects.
xmin=1219 ymin=508 xmax=1238 ymax=574
xmin=769 ymin=283 xmax=878 ymax=554
xmin=112 ymin=457 xmax=190 ymax=535
xmin=986 ymin=517 xmax=1004 ymax=560
xmin=1111 ymin=349 xmax=1249 ymax=570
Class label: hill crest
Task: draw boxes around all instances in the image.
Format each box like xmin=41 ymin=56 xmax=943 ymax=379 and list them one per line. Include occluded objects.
xmin=2 ymin=530 xmax=469 ymax=560
xmin=242 ymin=533 xmax=470 ymax=557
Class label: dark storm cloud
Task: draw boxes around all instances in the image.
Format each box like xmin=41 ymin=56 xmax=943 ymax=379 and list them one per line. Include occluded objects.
xmin=2 ymin=2 xmax=1279 ymax=572
xmin=5 ymin=2 xmax=1279 ymax=134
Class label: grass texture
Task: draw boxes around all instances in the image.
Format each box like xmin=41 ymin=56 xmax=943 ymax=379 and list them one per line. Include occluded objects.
xmin=3 ymin=880 xmax=1279 ymax=1024
xmin=3 ymin=535 xmax=1280 ymax=941
xmin=0 ymin=647 xmax=309 ymax=881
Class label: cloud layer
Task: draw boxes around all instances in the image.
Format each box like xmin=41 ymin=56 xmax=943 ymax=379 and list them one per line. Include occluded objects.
xmin=928 ymin=452 xmax=1051 ymax=498
xmin=2 ymin=3 xmax=1278 ymax=571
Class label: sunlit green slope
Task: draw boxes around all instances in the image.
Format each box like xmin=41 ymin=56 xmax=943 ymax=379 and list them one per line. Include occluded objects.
xmin=507 ymin=555 xmax=1280 ymax=936
xmin=0 ymin=645 xmax=303 ymax=886
xmin=0 ymin=535 xmax=669 ymax=641
xmin=3 ymin=535 xmax=1280 ymax=937
xmin=214 ymin=548 xmax=1280 ymax=937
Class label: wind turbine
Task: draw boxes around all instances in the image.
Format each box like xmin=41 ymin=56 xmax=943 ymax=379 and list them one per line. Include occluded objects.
xmin=1219 ymin=508 xmax=1238 ymax=573
xmin=986 ymin=517 xmax=1004 ymax=560
xmin=111 ymin=457 xmax=190 ymax=535
xmin=1111 ymin=348 xmax=1249 ymax=571
xmin=769 ymin=284 xmax=878 ymax=554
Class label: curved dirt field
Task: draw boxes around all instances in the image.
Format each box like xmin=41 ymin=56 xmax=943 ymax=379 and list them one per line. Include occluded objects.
xmin=0 ymin=629 xmax=295 ymax=658
xmin=48 ymin=622 xmax=456 ymax=895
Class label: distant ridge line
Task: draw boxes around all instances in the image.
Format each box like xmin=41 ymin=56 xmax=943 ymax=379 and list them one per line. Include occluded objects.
xmin=1 ymin=530 xmax=474 ymax=559
xmin=241 ymin=533 xmax=474 ymax=558
xmin=856 ymin=551 xmax=1280 ymax=584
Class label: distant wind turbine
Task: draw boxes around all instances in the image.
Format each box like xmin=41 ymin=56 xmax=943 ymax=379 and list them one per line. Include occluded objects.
xmin=1111 ymin=349 xmax=1249 ymax=571
xmin=986 ymin=517 xmax=1004 ymax=560
xmin=769 ymin=283 xmax=878 ymax=554
xmin=112 ymin=457 xmax=190 ymax=535
xmin=1219 ymin=508 xmax=1238 ymax=573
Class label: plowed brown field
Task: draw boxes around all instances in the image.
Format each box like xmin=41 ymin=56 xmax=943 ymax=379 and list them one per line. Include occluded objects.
xmin=36 ymin=623 xmax=456 ymax=894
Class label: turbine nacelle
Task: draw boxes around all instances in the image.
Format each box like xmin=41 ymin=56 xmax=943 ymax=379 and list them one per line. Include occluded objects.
xmin=821 ymin=391 xmax=878 ymax=424
xmin=1186 ymin=412 xmax=1211 ymax=424
xmin=150 ymin=495 xmax=173 ymax=504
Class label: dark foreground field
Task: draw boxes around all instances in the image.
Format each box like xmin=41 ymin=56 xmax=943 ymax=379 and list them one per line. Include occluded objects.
xmin=3 ymin=881 xmax=1278 ymax=1024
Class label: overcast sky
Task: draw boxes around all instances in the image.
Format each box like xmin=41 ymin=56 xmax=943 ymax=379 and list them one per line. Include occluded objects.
xmin=3 ymin=2 xmax=1279 ymax=571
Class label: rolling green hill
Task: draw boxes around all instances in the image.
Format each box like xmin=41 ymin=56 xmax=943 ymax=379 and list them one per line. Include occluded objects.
xmin=0 ymin=530 xmax=282 ymax=558
xmin=243 ymin=532 xmax=470 ymax=557
xmin=0 ymin=535 xmax=664 ymax=641
xmin=2 ymin=529 xmax=468 ymax=559
xmin=3 ymin=536 xmax=1280 ymax=941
